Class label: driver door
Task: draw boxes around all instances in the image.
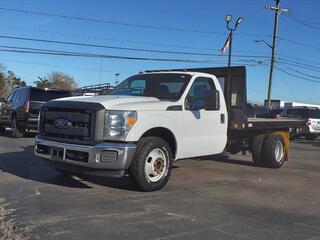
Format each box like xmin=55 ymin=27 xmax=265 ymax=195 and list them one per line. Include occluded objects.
xmin=182 ymin=77 xmax=227 ymax=158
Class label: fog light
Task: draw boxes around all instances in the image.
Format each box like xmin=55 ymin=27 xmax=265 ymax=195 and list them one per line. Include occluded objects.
xmin=100 ymin=151 xmax=118 ymax=163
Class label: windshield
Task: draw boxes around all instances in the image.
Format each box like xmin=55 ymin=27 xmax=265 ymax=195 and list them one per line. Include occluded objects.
xmin=30 ymin=89 xmax=71 ymax=101
xmin=109 ymin=73 xmax=191 ymax=101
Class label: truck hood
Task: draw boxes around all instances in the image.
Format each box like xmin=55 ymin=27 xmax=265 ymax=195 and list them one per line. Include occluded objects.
xmin=53 ymin=95 xmax=175 ymax=111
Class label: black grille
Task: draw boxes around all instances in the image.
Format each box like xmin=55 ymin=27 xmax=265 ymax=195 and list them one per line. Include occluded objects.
xmin=41 ymin=107 xmax=94 ymax=141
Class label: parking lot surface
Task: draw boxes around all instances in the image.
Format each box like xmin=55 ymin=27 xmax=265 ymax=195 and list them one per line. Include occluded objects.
xmin=0 ymin=133 xmax=319 ymax=240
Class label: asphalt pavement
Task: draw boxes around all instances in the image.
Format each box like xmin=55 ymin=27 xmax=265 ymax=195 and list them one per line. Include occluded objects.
xmin=0 ymin=132 xmax=319 ymax=240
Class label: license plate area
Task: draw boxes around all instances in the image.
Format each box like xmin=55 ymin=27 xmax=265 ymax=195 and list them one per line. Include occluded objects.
xmin=51 ymin=147 xmax=64 ymax=161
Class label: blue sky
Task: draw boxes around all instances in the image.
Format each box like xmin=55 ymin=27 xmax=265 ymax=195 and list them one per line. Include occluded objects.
xmin=0 ymin=0 xmax=319 ymax=104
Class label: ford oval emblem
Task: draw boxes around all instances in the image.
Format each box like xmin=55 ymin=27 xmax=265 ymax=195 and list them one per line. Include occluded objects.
xmin=54 ymin=118 xmax=72 ymax=129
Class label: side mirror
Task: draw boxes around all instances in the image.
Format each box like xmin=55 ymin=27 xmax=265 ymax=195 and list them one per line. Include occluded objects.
xmin=204 ymin=90 xmax=220 ymax=110
xmin=185 ymin=96 xmax=200 ymax=111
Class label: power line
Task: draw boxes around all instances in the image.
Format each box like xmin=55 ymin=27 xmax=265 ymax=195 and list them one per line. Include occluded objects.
xmin=0 ymin=7 xmax=272 ymax=37
xmin=275 ymin=66 xmax=320 ymax=83
xmin=1 ymin=7 xmax=318 ymax=51
xmin=277 ymin=60 xmax=320 ymax=73
xmin=0 ymin=34 xmax=274 ymax=59
xmin=2 ymin=58 xmax=134 ymax=74
xmin=0 ymin=45 xmax=269 ymax=68
xmin=277 ymin=57 xmax=320 ymax=71
xmin=0 ymin=25 xmax=217 ymax=51
xmin=284 ymin=13 xmax=320 ymax=30
xmin=276 ymin=52 xmax=320 ymax=66
xmin=0 ymin=45 xmax=214 ymax=63
xmin=278 ymin=36 xmax=320 ymax=50
xmin=2 ymin=25 xmax=318 ymax=64
xmin=285 ymin=68 xmax=320 ymax=80
xmin=0 ymin=7 xmax=227 ymax=35
xmin=0 ymin=35 xmax=217 ymax=57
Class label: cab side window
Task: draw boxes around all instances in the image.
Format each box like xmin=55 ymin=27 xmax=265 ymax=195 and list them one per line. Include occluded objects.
xmin=186 ymin=77 xmax=218 ymax=110
xmin=13 ymin=90 xmax=21 ymax=103
xmin=7 ymin=91 xmax=15 ymax=102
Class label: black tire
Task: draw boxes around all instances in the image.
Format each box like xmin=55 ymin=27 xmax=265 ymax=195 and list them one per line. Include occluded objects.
xmin=227 ymin=142 xmax=242 ymax=155
xmin=11 ymin=117 xmax=24 ymax=138
xmin=0 ymin=125 xmax=5 ymax=135
xmin=252 ymin=134 xmax=267 ymax=166
xmin=306 ymin=134 xmax=317 ymax=141
xmin=129 ymin=137 xmax=173 ymax=192
xmin=262 ymin=134 xmax=285 ymax=168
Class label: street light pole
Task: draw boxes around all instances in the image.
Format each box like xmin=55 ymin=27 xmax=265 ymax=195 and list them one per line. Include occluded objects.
xmin=266 ymin=0 xmax=288 ymax=108
xmin=228 ymin=31 xmax=233 ymax=68
xmin=225 ymin=15 xmax=243 ymax=108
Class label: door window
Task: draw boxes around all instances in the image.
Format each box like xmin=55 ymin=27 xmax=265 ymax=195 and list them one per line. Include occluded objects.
xmin=13 ymin=90 xmax=21 ymax=103
xmin=186 ymin=77 xmax=217 ymax=110
xmin=7 ymin=91 xmax=16 ymax=102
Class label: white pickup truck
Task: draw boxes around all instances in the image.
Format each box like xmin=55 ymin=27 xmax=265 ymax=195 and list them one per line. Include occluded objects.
xmin=34 ymin=67 xmax=305 ymax=191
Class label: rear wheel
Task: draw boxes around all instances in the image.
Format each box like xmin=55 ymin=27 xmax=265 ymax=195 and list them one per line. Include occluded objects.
xmin=251 ymin=134 xmax=267 ymax=166
xmin=0 ymin=125 xmax=5 ymax=135
xmin=262 ymin=134 xmax=285 ymax=168
xmin=11 ymin=117 xmax=24 ymax=138
xmin=129 ymin=137 xmax=173 ymax=192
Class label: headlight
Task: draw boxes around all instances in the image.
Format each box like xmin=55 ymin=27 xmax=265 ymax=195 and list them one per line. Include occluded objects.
xmin=104 ymin=110 xmax=137 ymax=141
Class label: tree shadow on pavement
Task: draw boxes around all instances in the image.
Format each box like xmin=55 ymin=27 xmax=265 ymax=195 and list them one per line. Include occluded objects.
xmin=0 ymin=145 xmax=138 ymax=191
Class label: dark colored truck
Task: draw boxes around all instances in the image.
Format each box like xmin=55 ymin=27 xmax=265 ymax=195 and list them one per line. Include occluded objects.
xmin=0 ymin=87 xmax=71 ymax=137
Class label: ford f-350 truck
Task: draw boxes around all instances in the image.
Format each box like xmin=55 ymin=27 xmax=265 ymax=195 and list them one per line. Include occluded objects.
xmin=34 ymin=67 xmax=305 ymax=191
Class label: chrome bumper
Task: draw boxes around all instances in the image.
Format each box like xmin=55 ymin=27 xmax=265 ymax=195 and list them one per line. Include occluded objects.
xmin=34 ymin=135 xmax=136 ymax=177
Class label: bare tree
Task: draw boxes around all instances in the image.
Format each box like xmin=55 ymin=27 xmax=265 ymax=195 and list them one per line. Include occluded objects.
xmin=34 ymin=71 xmax=77 ymax=90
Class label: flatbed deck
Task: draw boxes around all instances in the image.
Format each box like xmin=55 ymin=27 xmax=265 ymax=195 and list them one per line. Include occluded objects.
xmin=246 ymin=118 xmax=306 ymax=130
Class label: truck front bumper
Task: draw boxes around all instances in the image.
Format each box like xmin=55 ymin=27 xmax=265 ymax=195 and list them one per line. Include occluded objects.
xmin=34 ymin=135 xmax=137 ymax=177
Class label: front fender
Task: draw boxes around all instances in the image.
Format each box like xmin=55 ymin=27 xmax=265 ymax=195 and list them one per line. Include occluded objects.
xmin=125 ymin=111 xmax=183 ymax=158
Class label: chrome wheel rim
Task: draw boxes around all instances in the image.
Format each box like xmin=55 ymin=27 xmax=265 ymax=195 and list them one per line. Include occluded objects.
xmin=144 ymin=148 xmax=167 ymax=182
xmin=275 ymin=141 xmax=284 ymax=163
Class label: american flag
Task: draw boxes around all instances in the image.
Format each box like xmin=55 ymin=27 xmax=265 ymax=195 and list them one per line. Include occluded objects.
xmin=220 ymin=33 xmax=231 ymax=54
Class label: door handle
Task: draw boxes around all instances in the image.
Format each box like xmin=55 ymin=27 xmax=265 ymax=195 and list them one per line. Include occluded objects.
xmin=220 ymin=114 xmax=225 ymax=124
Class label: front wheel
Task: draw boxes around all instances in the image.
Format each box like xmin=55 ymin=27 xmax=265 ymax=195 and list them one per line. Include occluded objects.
xmin=129 ymin=137 xmax=173 ymax=192
xmin=11 ymin=117 xmax=24 ymax=138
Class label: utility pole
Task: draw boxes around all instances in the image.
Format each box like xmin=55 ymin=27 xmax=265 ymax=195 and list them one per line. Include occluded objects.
xmin=266 ymin=0 xmax=288 ymax=108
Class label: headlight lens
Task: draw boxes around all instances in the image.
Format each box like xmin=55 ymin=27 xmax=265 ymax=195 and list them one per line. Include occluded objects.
xmin=104 ymin=110 xmax=137 ymax=140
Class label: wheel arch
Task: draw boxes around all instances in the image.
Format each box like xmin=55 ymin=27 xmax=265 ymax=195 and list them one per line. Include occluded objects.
xmin=140 ymin=127 xmax=178 ymax=159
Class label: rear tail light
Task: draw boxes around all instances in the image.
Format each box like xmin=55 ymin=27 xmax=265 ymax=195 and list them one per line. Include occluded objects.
xmin=24 ymin=100 xmax=30 ymax=112
xmin=275 ymin=114 xmax=280 ymax=119
xmin=306 ymin=119 xmax=311 ymax=126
